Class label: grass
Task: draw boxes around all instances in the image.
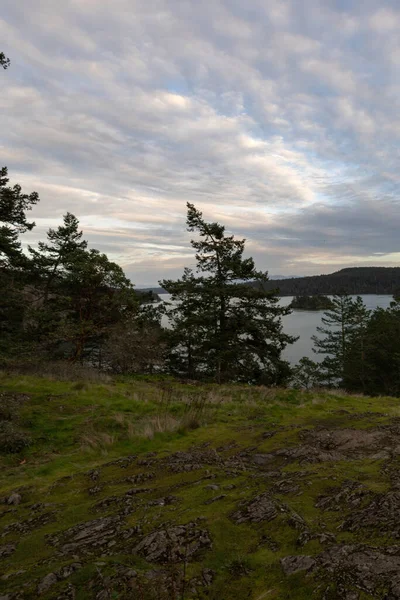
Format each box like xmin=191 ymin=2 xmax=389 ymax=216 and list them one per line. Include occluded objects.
xmin=0 ymin=372 xmax=399 ymax=599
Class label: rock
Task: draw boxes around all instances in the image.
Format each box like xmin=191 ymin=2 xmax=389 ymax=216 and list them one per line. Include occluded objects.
xmin=204 ymin=494 xmax=226 ymax=505
xmin=57 ymin=563 xmax=81 ymax=579
xmin=272 ymin=479 xmax=301 ymax=495
xmin=47 ymin=516 xmax=136 ymax=557
xmin=0 ymin=543 xmax=16 ymax=558
xmin=204 ymin=484 xmax=219 ymax=491
xmin=37 ymin=572 xmax=58 ymax=594
xmin=281 ymin=555 xmax=316 ymax=575
xmin=340 ymin=491 xmax=400 ymax=537
xmin=316 ymin=480 xmax=370 ymax=512
xmin=2 ymin=512 xmax=55 ymax=536
xmin=125 ymin=472 xmax=155 ymax=484
xmin=88 ymin=486 xmax=102 ymax=495
xmin=6 ymin=493 xmax=21 ymax=506
xmin=134 ymin=522 xmax=212 ymax=563
xmin=147 ymin=496 xmax=178 ymax=507
xmin=56 ymin=584 xmax=76 ymax=600
xmin=125 ymin=488 xmax=151 ymax=496
xmin=232 ymin=493 xmax=283 ymax=524
xmin=281 ymin=544 xmax=400 ymax=597
xmin=87 ymin=469 xmax=99 ymax=481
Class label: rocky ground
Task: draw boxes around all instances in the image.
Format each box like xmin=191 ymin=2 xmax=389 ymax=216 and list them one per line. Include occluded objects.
xmin=1 ymin=377 xmax=400 ymax=599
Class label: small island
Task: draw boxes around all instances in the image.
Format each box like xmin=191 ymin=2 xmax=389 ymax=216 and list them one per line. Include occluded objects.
xmin=290 ymin=294 xmax=334 ymax=310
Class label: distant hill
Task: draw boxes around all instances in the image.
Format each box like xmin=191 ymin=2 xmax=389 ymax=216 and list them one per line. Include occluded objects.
xmin=143 ymin=268 xmax=400 ymax=297
xmin=257 ymin=267 xmax=400 ymax=296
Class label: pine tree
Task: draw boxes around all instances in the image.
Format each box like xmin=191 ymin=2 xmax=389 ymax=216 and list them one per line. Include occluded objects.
xmin=29 ymin=212 xmax=87 ymax=301
xmin=0 ymin=52 xmax=10 ymax=69
xmin=0 ymin=167 xmax=40 ymax=361
xmin=161 ymin=203 xmax=297 ymax=384
xmin=311 ymin=294 xmax=370 ymax=385
xmin=0 ymin=167 xmax=39 ymax=268
xmin=345 ymin=299 xmax=400 ymax=396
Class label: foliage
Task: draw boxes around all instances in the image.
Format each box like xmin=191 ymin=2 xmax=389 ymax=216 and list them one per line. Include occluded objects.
xmin=253 ymin=267 xmax=400 ymax=296
xmin=0 ymin=166 xmax=39 ymax=268
xmin=162 ymin=203 xmax=297 ymax=384
xmin=290 ymin=295 xmax=334 ymax=311
xmin=311 ymin=294 xmax=370 ymax=385
xmin=344 ymin=299 xmax=400 ymax=396
xmin=103 ymin=304 xmax=165 ymax=374
xmin=0 ymin=373 xmax=399 ymax=599
xmin=291 ymin=357 xmax=324 ymax=389
xmin=0 ymin=167 xmax=40 ymax=361
xmin=0 ymin=51 xmax=10 ymax=69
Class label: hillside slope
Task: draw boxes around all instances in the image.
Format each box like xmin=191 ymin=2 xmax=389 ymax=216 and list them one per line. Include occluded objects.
xmin=1 ymin=374 xmax=400 ymax=599
xmin=258 ymin=266 xmax=400 ymax=296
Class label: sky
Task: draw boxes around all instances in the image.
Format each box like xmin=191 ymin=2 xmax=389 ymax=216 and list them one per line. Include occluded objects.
xmin=1 ymin=0 xmax=400 ymax=285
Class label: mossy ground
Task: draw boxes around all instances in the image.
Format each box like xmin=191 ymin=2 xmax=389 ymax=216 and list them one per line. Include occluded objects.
xmin=0 ymin=372 xmax=398 ymax=599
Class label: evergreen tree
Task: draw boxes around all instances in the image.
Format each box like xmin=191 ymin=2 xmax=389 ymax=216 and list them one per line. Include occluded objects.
xmin=0 ymin=167 xmax=40 ymax=361
xmin=30 ymin=242 xmax=136 ymax=362
xmin=0 ymin=167 xmax=39 ymax=268
xmin=0 ymin=52 xmax=10 ymax=69
xmin=311 ymin=294 xmax=370 ymax=385
xmin=345 ymin=299 xmax=400 ymax=396
xmin=161 ymin=203 xmax=296 ymax=384
xmin=291 ymin=357 xmax=324 ymax=390
xmin=29 ymin=212 xmax=87 ymax=301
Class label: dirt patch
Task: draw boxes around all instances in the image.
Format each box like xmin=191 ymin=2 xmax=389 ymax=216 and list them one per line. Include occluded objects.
xmin=134 ymin=522 xmax=212 ymax=563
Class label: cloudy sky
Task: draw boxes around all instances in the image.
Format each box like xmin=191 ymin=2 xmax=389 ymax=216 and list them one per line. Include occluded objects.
xmin=1 ymin=0 xmax=400 ymax=285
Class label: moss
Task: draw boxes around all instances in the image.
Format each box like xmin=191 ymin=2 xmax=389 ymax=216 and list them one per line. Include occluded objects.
xmin=1 ymin=373 xmax=400 ymax=598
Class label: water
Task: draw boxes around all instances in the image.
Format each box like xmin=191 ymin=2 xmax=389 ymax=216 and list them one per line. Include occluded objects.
xmin=160 ymin=294 xmax=394 ymax=366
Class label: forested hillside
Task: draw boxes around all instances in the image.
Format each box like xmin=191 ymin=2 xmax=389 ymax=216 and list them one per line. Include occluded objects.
xmin=152 ymin=268 xmax=400 ymax=296
xmin=256 ymin=267 xmax=400 ymax=296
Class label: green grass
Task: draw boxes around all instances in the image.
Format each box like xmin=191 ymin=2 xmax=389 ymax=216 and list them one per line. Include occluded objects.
xmin=1 ymin=372 xmax=399 ymax=599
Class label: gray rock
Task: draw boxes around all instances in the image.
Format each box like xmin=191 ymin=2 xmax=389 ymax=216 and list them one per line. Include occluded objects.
xmin=204 ymin=494 xmax=226 ymax=505
xmin=134 ymin=522 xmax=212 ymax=563
xmin=0 ymin=543 xmax=16 ymax=558
xmin=231 ymin=493 xmax=283 ymax=524
xmin=280 ymin=555 xmax=316 ymax=575
xmin=7 ymin=493 xmax=21 ymax=506
xmin=38 ymin=572 xmax=58 ymax=594
xmin=204 ymin=484 xmax=219 ymax=491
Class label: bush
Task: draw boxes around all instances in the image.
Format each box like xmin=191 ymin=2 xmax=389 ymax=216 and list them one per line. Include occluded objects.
xmin=0 ymin=421 xmax=31 ymax=453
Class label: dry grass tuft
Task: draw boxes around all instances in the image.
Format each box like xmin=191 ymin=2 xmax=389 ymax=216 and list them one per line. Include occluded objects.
xmin=139 ymin=415 xmax=180 ymax=440
xmin=79 ymin=431 xmax=116 ymax=451
xmin=7 ymin=361 xmax=112 ymax=383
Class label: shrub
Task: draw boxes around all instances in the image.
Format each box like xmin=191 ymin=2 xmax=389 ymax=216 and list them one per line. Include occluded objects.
xmin=0 ymin=421 xmax=31 ymax=453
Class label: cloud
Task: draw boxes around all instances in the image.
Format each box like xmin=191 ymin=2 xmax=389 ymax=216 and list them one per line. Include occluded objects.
xmin=1 ymin=0 xmax=400 ymax=284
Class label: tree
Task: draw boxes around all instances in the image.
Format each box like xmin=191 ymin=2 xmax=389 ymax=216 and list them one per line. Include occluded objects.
xmin=161 ymin=203 xmax=297 ymax=384
xmin=32 ymin=247 xmax=136 ymax=362
xmin=29 ymin=212 xmax=87 ymax=301
xmin=291 ymin=357 xmax=324 ymax=390
xmin=0 ymin=167 xmax=39 ymax=267
xmin=344 ymin=299 xmax=400 ymax=396
xmin=311 ymin=294 xmax=370 ymax=385
xmin=0 ymin=168 xmax=40 ymax=361
xmin=104 ymin=304 xmax=165 ymax=374
xmin=0 ymin=52 xmax=10 ymax=69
